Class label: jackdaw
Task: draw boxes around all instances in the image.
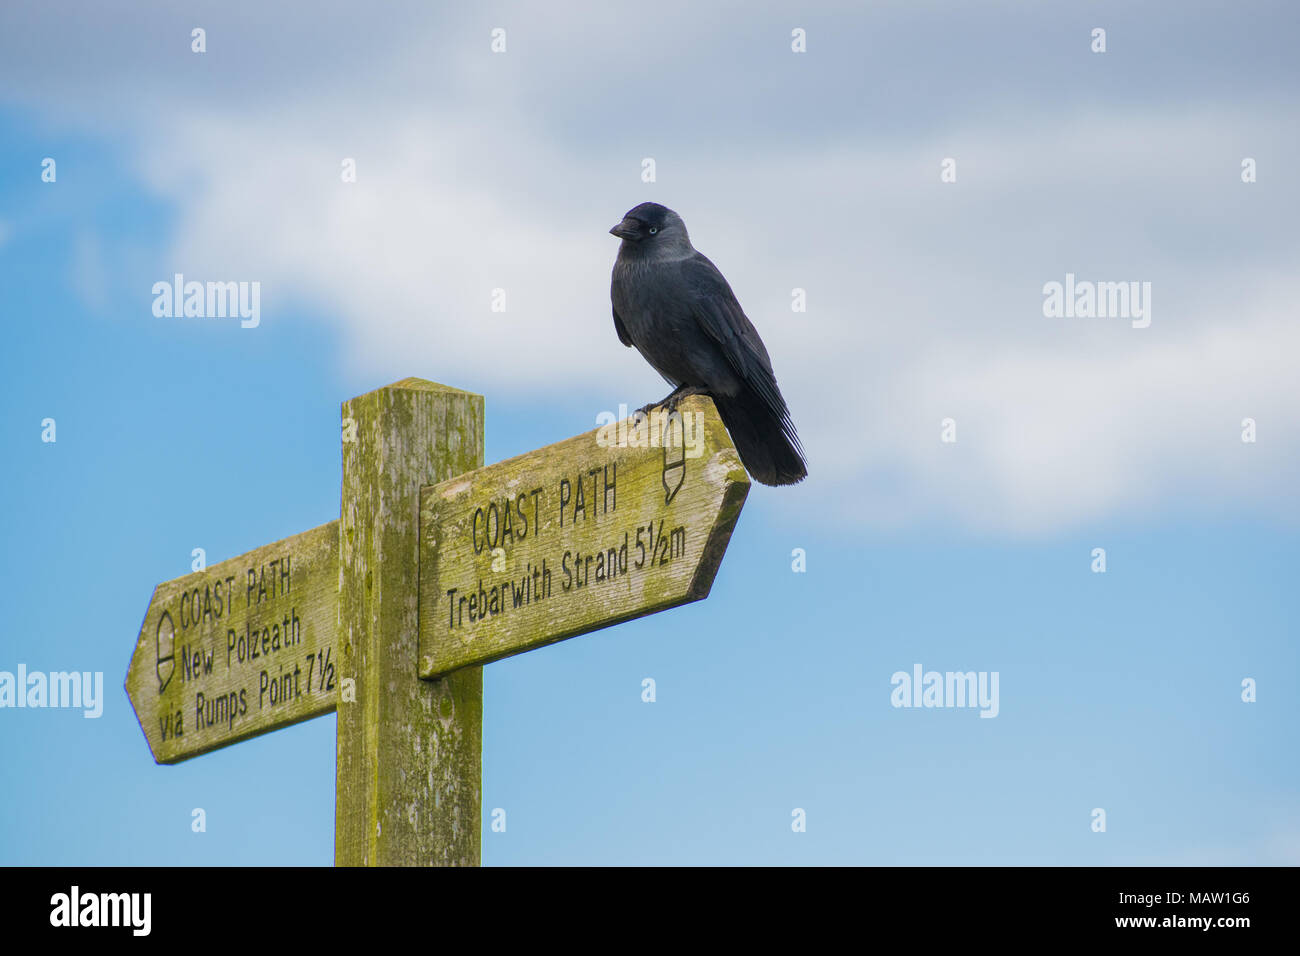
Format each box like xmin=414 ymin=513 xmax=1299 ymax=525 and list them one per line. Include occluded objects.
xmin=609 ymin=201 xmax=807 ymax=486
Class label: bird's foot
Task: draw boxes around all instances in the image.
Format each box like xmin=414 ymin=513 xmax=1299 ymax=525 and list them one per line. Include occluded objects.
xmin=633 ymin=399 xmax=662 ymax=419
xmin=662 ymin=385 xmax=709 ymax=416
xmin=636 ymin=385 xmax=708 ymax=419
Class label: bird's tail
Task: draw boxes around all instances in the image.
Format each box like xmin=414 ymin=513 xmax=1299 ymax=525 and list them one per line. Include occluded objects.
xmin=713 ymin=393 xmax=807 ymax=486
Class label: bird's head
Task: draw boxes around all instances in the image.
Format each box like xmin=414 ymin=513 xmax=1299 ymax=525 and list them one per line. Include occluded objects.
xmin=609 ymin=202 xmax=691 ymax=253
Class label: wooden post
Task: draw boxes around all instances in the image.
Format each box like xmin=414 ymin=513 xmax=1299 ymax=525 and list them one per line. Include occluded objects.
xmin=334 ymin=378 xmax=485 ymax=866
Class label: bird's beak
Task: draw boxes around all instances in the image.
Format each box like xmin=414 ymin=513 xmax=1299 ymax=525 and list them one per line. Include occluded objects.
xmin=609 ymin=217 xmax=642 ymax=241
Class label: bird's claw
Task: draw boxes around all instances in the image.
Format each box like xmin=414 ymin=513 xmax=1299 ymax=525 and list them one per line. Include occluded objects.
xmin=635 ymin=386 xmax=705 ymax=421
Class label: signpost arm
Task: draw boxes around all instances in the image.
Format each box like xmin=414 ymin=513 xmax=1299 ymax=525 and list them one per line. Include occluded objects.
xmin=335 ymin=378 xmax=485 ymax=866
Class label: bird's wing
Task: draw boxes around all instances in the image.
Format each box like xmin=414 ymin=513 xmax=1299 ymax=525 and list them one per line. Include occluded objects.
xmin=611 ymin=304 xmax=633 ymax=347
xmin=680 ymin=253 xmax=788 ymax=418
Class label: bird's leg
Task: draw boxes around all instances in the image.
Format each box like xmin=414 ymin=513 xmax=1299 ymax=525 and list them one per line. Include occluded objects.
xmin=635 ymin=384 xmax=708 ymax=419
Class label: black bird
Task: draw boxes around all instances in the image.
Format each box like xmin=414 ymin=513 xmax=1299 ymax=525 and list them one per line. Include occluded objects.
xmin=609 ymin=202 xmax=807 ymax=486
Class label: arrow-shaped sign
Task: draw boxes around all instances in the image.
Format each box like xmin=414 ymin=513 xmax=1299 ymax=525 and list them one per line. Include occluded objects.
xmin=125 ymin=521 xmax=339 ymax=763
xmin=418 ymin=396 xmax=750 ymax=678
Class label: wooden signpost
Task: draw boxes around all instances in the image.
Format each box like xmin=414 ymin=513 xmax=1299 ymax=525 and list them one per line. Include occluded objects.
xmin=125 ymin=378 xmax=749 ymax=865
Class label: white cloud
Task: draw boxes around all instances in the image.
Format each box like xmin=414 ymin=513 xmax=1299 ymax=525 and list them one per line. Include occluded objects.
xmin=5 ymin=2 xmax=1297 ymax=536
xmin=868 ymin=293 xmax=1300 ymax=534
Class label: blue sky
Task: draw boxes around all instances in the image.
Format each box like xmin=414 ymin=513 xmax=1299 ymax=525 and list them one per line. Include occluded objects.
xmin=1 ymin=1 xmax=1297 ymax=865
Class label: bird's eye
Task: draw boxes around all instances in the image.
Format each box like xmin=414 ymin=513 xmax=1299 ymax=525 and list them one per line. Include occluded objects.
xmin=648 ymin=226 xmax=658 ymax=234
